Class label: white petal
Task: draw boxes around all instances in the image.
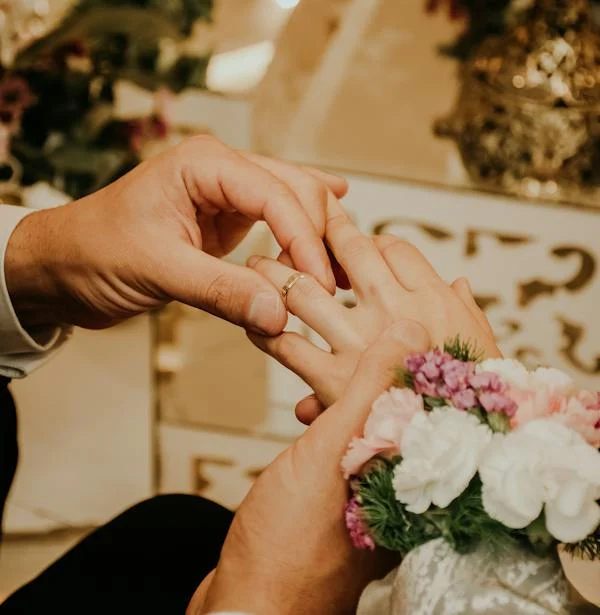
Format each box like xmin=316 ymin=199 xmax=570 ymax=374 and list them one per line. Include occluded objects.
xmin=394 ymin=479 xmax=432 ymax=514
xmin=520 ymin=419 xmax=574 ymax=445
xmin=545 ymin=499 xmax=600 ymax=543
xmin=571 ymin=446 xmax=600 ymax=486
xmin=554 ymin=479 xmax=593 ymax=518
xmin=482 ymin=483 xmax=540 ymax=529
xmin=478 ymin=358 xmax=530 ymax=388
xmin=533 ymin=367 xmax=573 ymax=391
xmin=403 ymin=488 xmax=433 ymax=514
xmin=504 ymin=466 xmax=545 ymax=521
xmin=432 ymin=479 xmax=467 ymax=509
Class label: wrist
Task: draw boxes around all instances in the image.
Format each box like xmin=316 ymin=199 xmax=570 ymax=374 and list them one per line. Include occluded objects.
xmin=201 ymin=581 xmax=277 ymax=615
xmin=200 ymin=563 xmax=293 ymax=615
xmin=5 ymin=208 xmax=64 ymax=331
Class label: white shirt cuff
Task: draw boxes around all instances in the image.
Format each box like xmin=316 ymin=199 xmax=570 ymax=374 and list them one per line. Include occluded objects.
xmin=0 ymin=205 xmax=70 ymax=378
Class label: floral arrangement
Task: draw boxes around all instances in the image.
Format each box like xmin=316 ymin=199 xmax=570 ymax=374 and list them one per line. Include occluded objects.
xmin=0 ymin=0 xmax=213 ymax=200
xmin=427 ymin=0 xmax=600 ymax=59
xmin=343 ymin=339 xmax=600 ymax=561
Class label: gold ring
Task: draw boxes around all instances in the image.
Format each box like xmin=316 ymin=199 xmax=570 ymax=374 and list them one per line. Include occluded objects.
xmin=281 ymin=273 xmax=306 ymax=303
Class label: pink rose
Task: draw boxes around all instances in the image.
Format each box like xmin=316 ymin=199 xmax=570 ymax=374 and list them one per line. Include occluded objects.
xmin=341 ymin=388 xmax=424 ymax=478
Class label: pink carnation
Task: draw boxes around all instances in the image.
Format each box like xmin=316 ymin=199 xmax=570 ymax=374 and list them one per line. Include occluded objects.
xmin=406 ymin=351 xmax=517 ymax=417
xmin=345 ymin=497 xmax=375 ymax=551
xmin=341 ymin=388 xmax=424 ymax=478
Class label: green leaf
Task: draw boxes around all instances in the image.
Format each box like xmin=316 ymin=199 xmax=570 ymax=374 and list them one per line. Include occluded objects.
xmin=423 ymin=396 xmax=447 ymax=410
xmin=394 ymin=368 xmax=411 ymax=388
xmin=526 ymin=514 xmax=555 ymax=558
xmin=443 ymin=336 xmax=483 ymax=362
xmin=467 ymin=407 xmax=486 ymax=423
xmin=357 ymin=463 xmax=536 ymax=557
xmin=563 ymin=525 xmax=600 ymax=561
xmin=486 ymin=412 xmax=511 ymax=434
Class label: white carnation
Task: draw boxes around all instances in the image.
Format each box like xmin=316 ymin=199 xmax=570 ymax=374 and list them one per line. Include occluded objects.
xmin=392 ymin=408 xmax=493 ymax=514
xmin=480 ymin=420 xmax=600 ymax=543
xmin=531 ymin=367 xmax=573 ymax=389
xmin=477 ymin=358 xmax=530 ymax=388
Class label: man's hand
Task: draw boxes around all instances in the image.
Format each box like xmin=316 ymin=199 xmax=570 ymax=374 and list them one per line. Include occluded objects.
xmin=5 ymin=136 xmax=347 ymax=334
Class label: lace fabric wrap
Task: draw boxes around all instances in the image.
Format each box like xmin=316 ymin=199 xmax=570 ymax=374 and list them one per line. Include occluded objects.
xmin=357 ymin=538 xmax=579 ymax=615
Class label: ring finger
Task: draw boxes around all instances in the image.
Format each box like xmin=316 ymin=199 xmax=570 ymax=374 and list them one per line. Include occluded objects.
xmin=246 ymin=331 xmax=339 ymax=407
xmin=246 ymin=255 xmax=359 ymax=350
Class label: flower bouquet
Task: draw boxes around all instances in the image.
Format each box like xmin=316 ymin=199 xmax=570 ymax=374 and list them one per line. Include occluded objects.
xmin=343 ymin=339 xmax=600 ymax=614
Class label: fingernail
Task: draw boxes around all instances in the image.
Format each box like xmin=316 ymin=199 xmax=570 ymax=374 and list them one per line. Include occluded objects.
xmin=248 ymin=291 xmax=285 ymax=335
xmin=313 ymin=258 xmax=336 ymax=292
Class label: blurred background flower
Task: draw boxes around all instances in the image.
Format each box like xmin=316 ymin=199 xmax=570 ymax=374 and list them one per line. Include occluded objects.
xmin=1 ymin=0 xmax=214 ymax=199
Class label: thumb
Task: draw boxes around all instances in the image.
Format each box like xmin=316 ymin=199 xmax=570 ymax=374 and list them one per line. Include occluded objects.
xmin=160 ymin=244 xmax=287 ymax=334
xmin=318 ymin=320 xmax=429 ymax=447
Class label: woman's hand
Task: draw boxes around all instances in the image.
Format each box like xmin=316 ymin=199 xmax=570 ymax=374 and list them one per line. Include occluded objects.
xmin=188 ymin=322 xmax=430 ymax=615
xmin=6 ymin=137 xmax=346 ymax=335
xmin=247 ymin=197 xmax=501 ymax=424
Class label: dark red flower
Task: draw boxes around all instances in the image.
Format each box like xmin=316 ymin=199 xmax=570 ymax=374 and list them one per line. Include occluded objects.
xmin=425 ymin=0 xmax=468 ymax=20
xmin=0 ymin=75 xmax=35 ymax=133
xmin=124 ymin=115 xmax=171 ymax=153
xmin=0 ymin=76 xmax=35 ymax=110
xmin=149 ymin=115 xmax=169 ymax=140
xmin=54 ymin=39 xmax=89 ymax=60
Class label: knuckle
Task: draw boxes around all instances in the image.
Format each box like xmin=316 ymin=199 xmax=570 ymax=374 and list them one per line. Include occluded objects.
xmin=271 ymin=333 xmax=296 ymax=359
xmin=373 ymin=233 xmax=400 ymax=249
xmin=379 ymin=237 xmax=415 ymax=258
xmin=266 ymin=182 xmax=300 ymax=215
xmin=248 ymin=255 xmax=267 ymax=272
xmin=340 ymin=235 xmax=374 ymax=261
xmin=204 ymin=274 xmax=236 ymax=313
xmin=327 ymin=212 xmax=352 ymax=233
xmin=289 ymin=273 xmax=322 ymax=303
xmin=395 ymin=319 xmax=430 ymax=352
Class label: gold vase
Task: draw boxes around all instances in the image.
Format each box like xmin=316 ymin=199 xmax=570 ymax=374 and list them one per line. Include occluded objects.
xmin=436 ymin=0 xmax=600 ymax=202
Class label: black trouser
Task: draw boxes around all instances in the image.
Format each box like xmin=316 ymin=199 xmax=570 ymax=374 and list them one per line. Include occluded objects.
xmin=0 ymin=380 xmax=233 ymax=614
xmin=0 ymin=494 xmax=233 ymax=614
xmin=0 ymin=377 xmax=18 ymax=543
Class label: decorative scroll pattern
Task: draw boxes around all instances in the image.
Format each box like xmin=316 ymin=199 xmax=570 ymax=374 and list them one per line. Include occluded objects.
xmin=369 ymin=216 xmax=600 ymax=387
